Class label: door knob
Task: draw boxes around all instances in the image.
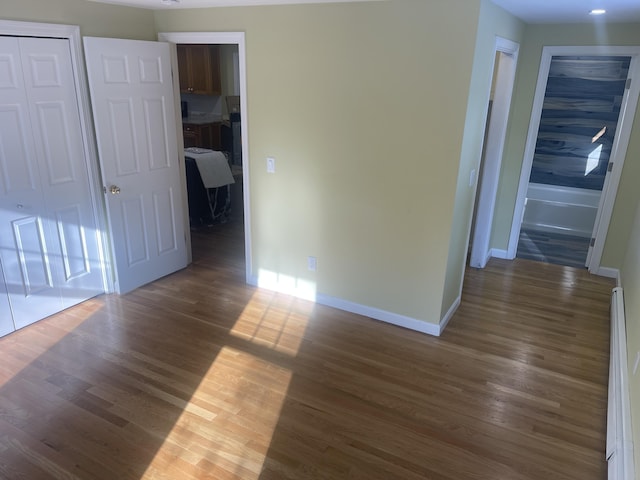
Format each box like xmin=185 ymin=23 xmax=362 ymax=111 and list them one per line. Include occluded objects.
xmin=110 ymin=185 xmax=121 ymax=195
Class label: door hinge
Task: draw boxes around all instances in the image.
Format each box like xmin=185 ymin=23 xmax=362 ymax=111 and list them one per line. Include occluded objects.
xmin=608 ymin=162 xmax=614 ymax=172
xmin=590 ymin=237 xmax=596 ymax=247
xmin=626 ymin=78 xmax=632 ymax=90
xmin=102 ymin=185 xmax=107 ymax=194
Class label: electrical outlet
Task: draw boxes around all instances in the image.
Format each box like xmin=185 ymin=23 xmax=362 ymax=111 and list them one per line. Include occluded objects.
xmin=307 ymin=256 xmax=317 ymax=272
xmin=266 ymin=157 xmax=275 ymax=173
xmin=633 ymin=351 xmax=640 ymax=376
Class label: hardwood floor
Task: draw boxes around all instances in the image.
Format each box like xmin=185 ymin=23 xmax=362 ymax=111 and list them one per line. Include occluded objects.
xmin=0 ymin=219 xmax=614 ymax=479
xmin=517 ymin=228 xmax=591 ymax=269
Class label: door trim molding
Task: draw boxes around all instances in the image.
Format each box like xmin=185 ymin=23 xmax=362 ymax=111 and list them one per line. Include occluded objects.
xmin=0 ymin=20 xmax=112 ymax=293
xmin=508 ymin=45 xmax=640 ymax=273
xmin=158 ymin=31 xmax=252 ymax=284
xmin=470 ymin=36 xmax=519 ymax=268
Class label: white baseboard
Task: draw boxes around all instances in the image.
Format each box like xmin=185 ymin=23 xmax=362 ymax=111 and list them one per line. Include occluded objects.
xmin=248 ymin=274 xmax=444 ymax=336
xmin=607 ymin=287 xmax=636 ymax=480
xmin=490 ymin=248 xmax=510 ymax=259
xmin=316 ymin=293 xmax=442 ymax=336
xmin=598 ymin=267 xmax=621 ymax=285
xmin=439 ymin=295 xmax=460 ymax=332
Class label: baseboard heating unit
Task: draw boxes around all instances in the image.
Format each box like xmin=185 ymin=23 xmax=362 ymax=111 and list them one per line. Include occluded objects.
xmin=607 ymin=287 xmax=636 ymax=480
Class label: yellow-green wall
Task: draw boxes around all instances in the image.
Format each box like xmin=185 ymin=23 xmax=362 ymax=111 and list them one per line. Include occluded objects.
xmin=620 ymin=204 xmax=640 ymax=471
xmin=440 ymin=0 xmax=523 ymax=318
xmin=491 ymin=23 xmax=640 ymax=271
xmin=2 ymin=0 xmax=156 ymax=40
xmin=156 ymin=0 xmax=488 ymax=326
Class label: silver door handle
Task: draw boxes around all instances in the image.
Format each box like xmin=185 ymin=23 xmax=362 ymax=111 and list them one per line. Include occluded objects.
xmin=110 ymin=185 xmax=121 ymax=195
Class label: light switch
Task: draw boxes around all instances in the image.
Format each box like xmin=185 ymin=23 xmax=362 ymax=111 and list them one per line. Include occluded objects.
xmin=267 ymin=157 xmax=275 ymax=173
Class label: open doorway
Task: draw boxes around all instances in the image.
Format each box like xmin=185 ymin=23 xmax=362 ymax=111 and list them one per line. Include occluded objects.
xmin=508 ymin=46 xmax=640 ymax=274
xmin=470 ymin=37 xmax=519 ymax=269
xmin=158 ymin=31 xmax=252 ymax=282
xmin=515 ymin=55 xmax=630 ymax=268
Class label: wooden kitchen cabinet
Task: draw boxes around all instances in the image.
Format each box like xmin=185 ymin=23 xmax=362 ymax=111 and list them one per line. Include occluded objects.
xmin=183 ymin=122 xmax=221 ymax=150
xmin=177 ymin=44 xmax=221 ymax=95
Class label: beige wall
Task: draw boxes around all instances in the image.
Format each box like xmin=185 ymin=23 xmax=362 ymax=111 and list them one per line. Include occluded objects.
xmin=490 ymin=23 xmax=640 ymax=271
xmin=620 ymin=204 xmax=640 ymax=471
xmin=156 ymin=0 xmax=484 ymax=325
xmin=440 ymin=0 xmax=523 ymax=317
xmin=2 ymin=0 xmax=156 ymax=40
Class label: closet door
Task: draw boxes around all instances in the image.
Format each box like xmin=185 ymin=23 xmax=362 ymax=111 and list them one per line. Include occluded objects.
xmin=0 ymin=261 xmax=14 ymax=337
xmin=0 ymin=36 xmax=104 ymax=332
xmin=19 ymin=37 xmax=104 ymax=312
xmin=0 ymin=36 xmax=62 ymax=325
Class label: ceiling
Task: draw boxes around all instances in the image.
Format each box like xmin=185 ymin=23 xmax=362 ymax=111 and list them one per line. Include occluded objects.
xmin=86 ymin=0 xmax=640 ymax=24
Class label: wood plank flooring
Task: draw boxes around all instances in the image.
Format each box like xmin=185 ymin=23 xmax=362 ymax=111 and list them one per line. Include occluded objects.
xmin=0 ymin=219 xmax=614 ymax=479
xmin=517 ymin=228 xmax=591 ymax=269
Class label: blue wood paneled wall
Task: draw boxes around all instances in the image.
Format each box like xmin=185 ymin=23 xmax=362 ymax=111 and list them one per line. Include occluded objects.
xmin=530 ymin=56 xmax=631 ymax=191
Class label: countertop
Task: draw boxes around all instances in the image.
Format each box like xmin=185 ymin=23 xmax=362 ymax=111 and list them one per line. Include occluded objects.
xmin=182 ymin=113 xmax=222 ymax=125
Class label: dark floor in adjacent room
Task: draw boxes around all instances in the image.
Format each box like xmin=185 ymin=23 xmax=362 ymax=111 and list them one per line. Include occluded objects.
xmin=516 ymin=228 xmax=590 ymax=268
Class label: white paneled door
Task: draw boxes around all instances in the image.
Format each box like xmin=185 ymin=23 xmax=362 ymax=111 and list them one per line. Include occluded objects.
xmin=0 ymin=36 xmax=104 ymax=330
xmin=84 ymin=38 xmax=187 ymax=294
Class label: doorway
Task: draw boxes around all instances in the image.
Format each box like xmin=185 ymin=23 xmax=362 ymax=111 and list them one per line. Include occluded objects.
xmin=508 ymin=46 xmax=640 ymax=274
xmin=470 ymin=37 xmax=519 ymax=269
xmin=158 ymin=31 xmax=251 ymax=282
xmin=516 ymin=55 xmax=630 ymax=268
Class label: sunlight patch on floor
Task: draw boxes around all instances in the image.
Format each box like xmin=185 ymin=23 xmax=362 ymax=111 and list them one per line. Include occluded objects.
xmin=256 ymin=268 xmax=317 ymax=302
xmin=140 ymin=289 xmax=312 ymax=479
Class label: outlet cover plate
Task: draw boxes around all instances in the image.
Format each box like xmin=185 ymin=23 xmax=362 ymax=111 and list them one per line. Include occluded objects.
xmin=307 ymin=256 xmax=317 ymax=271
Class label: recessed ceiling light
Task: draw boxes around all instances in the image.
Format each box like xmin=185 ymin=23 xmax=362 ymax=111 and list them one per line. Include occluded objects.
xmin=161 ymin=0 xmax=180 ymax=4
xmin=589 ymin=9 xmax=606 ymax=15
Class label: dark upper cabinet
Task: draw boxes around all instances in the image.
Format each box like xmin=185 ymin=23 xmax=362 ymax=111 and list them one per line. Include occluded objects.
xmin=177 ymin=44 xmax=221 ymax=95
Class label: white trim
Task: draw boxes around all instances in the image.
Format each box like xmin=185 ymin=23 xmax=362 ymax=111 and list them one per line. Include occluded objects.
xmin=470 ymin=36 xmax=519 ymax=268
xmin=508 ymin=46 xmax=640 ymax=272
xmin=0 ymin=20 xmax=113 ymax=293
xmin=247 ymin=275 xmax=444 ymax=336
xmin=607 ymin=287 xmax=636 ymax=480
xmin=317 ymin=293 xmax=443 ymax=336
xmin=158 ymin=31 xmax=252 ymax=284
xmin=591 ymin=267 xmax=620 ymax=282
xmin=489 ymin=248 xmax=510 ymax=260
xmin=439 ymin=295 xmax=460 ymax=332
xmin=589 ymin=54 xmax=640 ymax=273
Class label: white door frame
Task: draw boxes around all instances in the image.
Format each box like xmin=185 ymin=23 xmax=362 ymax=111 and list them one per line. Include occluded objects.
xmin=508 ymin=46 xmax=640 ymax=274
xmin=0 ymin=20 xmax=112 ymax=292
xmin=158 ymin=31 xmax=252 ymax=284
xmin=470 ymin=36 xmax=519 ymax=268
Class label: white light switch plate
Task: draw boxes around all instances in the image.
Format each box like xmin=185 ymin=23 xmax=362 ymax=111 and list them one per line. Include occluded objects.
xmin=267 ymin=157 xmax=275 ymax=173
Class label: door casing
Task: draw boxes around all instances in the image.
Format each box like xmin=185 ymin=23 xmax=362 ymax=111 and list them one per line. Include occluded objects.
xmin=509 ymin=45 xmax=640 ymax=275
xmin=470 ymin=36 xmax=519 ymax=268
xmin=158 ymin=31 xmax=252 ymax=284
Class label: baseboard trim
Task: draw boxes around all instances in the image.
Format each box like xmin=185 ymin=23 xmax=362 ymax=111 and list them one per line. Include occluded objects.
xmin=607 ymin=287 xmax=636 ymax=480
xmin=490 ymin=248 xmax=510 ymax=259
xmin=248 ymin=275 xmax=442 ymax=336
xmin=598 ymin=267 xmax=621 ymax=285
xmin=439 ymin=295 xmax=461 ymax=332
